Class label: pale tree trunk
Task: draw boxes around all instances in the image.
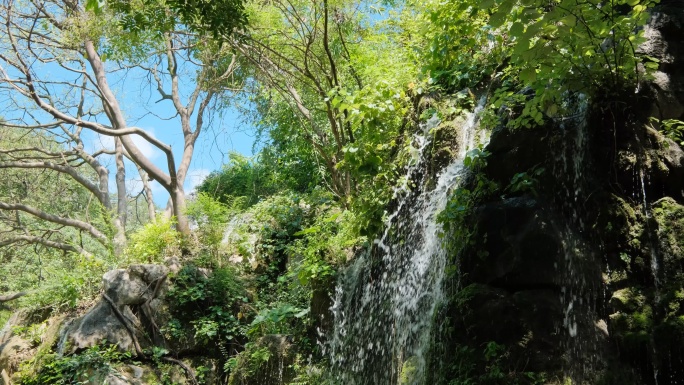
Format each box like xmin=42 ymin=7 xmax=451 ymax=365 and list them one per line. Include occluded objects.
xmin=0 ymin=3 xmax=239 ymax=257
xmin=172 ymin=186 xmax=190 ymax=235
xmin=113 ymin=138 xmax=127 ymax=256
xmin=135 ymin=165 xmax=157 ymax=223
xmin=83 ymin=39 xmax=190 ymax=237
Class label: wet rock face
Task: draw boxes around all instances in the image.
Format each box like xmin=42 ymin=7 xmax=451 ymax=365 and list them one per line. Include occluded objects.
xmin=640 ymin=5 xmax=684 ymax=121
xmin=463 ymin=197 xmax=561 ymax=290
xmin=434 ymin=8 xmax=684 ymax=384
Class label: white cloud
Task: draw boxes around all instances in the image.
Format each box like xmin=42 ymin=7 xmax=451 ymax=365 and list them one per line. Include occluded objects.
xmin=91 ymin=130 xmax=161 ymax=161
xmin=130 ymin=131 xmax=161 ymax=160
xmin=185 ymin=168 xmax=211 ymax=193
xmin=94 ymin=134 xmax=115 ymax=151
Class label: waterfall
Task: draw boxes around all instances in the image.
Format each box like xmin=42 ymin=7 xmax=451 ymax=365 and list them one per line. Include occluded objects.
xmin=328 ymin=102 xmax=485 ymax=385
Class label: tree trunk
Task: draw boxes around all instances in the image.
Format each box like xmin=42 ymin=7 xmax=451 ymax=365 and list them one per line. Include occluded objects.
xmin=113 ymin=138 xmax=127 ymax=256
xmin=172 ymin=186 xmax=190 ymax=236
xmin=136 ymin=165 xmax=157 ymax=223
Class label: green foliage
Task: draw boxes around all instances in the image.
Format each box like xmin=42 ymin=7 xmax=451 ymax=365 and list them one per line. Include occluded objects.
xmin=27 ymin=254 xmax=111 ymax=311
xmin=197 ymin=152 xmax=283 ymax=210
xmin=225 ymin=342 xmax=273 ymax=381
xmin=124 ymin=216 xmax=180 ymax=264
xmin=439 ymin=147 xmax=498 ymax=273
xmin=12 ymin=322 xmax=46 ymax=346
xmin=166 ymin=0 xmax=248 ymax=38
xmin=289 ymin=357 xmax=332 ymax=385
xmin=650 ymin=117 xmax=684 ymax=145
xmin=249 ymin=303 xmax=309 ymax=336
xmin=105 ymin=0 xmax=175 ymax=34
xmin=0 ymin=129 xmax=113 ymax=293
xmin=422 ymin=0 xmax=659 ymax=127
xmin=164 ymin=265 xmax=249 ymax=347
xmin=440 ymin=147 xmax=496 ymax=234
xmin=186 ymin=193 xmax=231 ymax=262
xmin=420 ymin=0 xmax=506 ymax=92
xmin=505 ymin=166 xmax=545 ymax=196
xmin=443 ymin=341 xmax=546 ymax=385
xmin=20 ymin=344 xmax=131 ymax=385
xmin=88 ymin=0 xmax=248 ymax=39
xmin=289 ymin=207 xmax=362 ymax=285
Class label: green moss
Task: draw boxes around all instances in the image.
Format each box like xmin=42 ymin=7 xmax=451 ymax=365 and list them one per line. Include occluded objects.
xmin=399 ymin=356 xmax=419 ymax=385
xmin=610 ymin=288 xmax=645 ymax=313
xmin=652 ymin=197 xmax=684 ymax=257
xmin=0 ymin=308 xmax=11 ymax=328
xmin=609 ymin=285 xmax=655 ymax=357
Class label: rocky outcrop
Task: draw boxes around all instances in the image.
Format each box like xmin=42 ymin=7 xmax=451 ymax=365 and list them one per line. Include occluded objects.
xmin=0 ymin=262 xmax=215 ymax=385
xmin=59 ymin=264 xmax=171 ymax=355
xmin=431 ymin=6 xmax=684 ymax=384
xmin=639 ymin=4 xmax=684 ymax=122
xmin=0 ymin=311 xmax=66 ymax=384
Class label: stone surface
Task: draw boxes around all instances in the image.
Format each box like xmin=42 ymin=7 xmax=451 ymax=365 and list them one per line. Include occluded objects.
xmin=463 ymin=197 xmax=562 ymax=290
xmin=0 ymin=336 xmax=31 ymax=376
xmin=639 ymin=7 xmax=684 ymax=121
xmin=60 ymin=264 xmax=170 ymax=355
xmin=103 ymin=264 xmax=169 ymax=306
xmin=432 ymin=8 xmax=684 ymax=383
xmin=59 ymin=301 xmax=138 ymax=354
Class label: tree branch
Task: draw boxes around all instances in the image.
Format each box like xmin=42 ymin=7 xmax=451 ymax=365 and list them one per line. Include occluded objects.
xmin=0 ymin=234 xmax=90 ymax=255
xmin=0 ymin=201 xmax=109 ymax=245
xmin=0 ymin=160 xmax=107 ymax=206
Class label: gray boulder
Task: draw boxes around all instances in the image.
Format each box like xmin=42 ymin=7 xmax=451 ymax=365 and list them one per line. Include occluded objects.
xmin=59 ymin=264 xmax=170 ymax=355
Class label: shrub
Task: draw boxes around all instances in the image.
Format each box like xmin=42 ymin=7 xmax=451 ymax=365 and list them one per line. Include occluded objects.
xmin=163 ymin=265 xmax=250 ymax=349
xmin=124 ymin=216 xmax=180 ymax=263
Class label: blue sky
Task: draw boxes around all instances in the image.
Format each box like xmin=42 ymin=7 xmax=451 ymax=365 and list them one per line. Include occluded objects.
xmin=1 ymin=57 xmax=257 ymax=208
xmin=81 ymin=60 xmax=258 ymax=207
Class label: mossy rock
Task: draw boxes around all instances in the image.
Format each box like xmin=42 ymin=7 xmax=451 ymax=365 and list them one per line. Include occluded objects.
xmin=652 ymin=197 xmax=684 ymax=277
xmin=609 ymin=288 xmax=646 ymax=314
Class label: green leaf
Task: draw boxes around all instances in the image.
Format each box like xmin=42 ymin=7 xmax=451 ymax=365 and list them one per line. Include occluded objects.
xmin=489 ymin=9 xmax=509 ymax=28
xmin=479 ymin=0 xmax=496 ymax=8
xmin=644 ymin=61 xmax=659 ymax=69
xmin=519 ymin=67 xmax=536 ymax=82
xmin=85 ymin=0 xmax=103 ymax=14
xmin=293 ymin=226 xmax=320 ymax=236
xmin=546 ymin=104 xmax=558 ymax=117
xmin=510 ymin=22 xmax=524 ymax=37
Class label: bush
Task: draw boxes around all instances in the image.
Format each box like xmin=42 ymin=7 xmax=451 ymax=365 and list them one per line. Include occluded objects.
xmin=186 ymin=193 xmax=231 ymax=264
xmin=124 ymin=216 xmax=180 ymax=263
xmin=163 ymin=265 xmax=250 ymax=349
xmin=20 ymin=344 xmax=130 ymax=385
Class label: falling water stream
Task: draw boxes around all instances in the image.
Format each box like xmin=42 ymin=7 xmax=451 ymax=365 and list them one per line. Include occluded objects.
xmin=328 ymin=103 xmax=485 ymax=385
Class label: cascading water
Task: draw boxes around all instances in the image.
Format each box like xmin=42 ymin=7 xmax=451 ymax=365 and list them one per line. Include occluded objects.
xmin=553 ymin=95 xmax=608 ymax=382
xmin=328 ymin=102 xmax=485 ymax=385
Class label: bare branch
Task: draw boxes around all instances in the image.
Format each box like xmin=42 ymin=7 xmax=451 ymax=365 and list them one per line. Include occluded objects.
xmin=0 ymin=201 xmax=109 ymax=244
xmin=0 ymin=160 xmax=107 ymax=205
xmin=0 ymin=291 xmax=27 ymax=302
xmin=0 ymin=234 xmax=90 ymax=255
